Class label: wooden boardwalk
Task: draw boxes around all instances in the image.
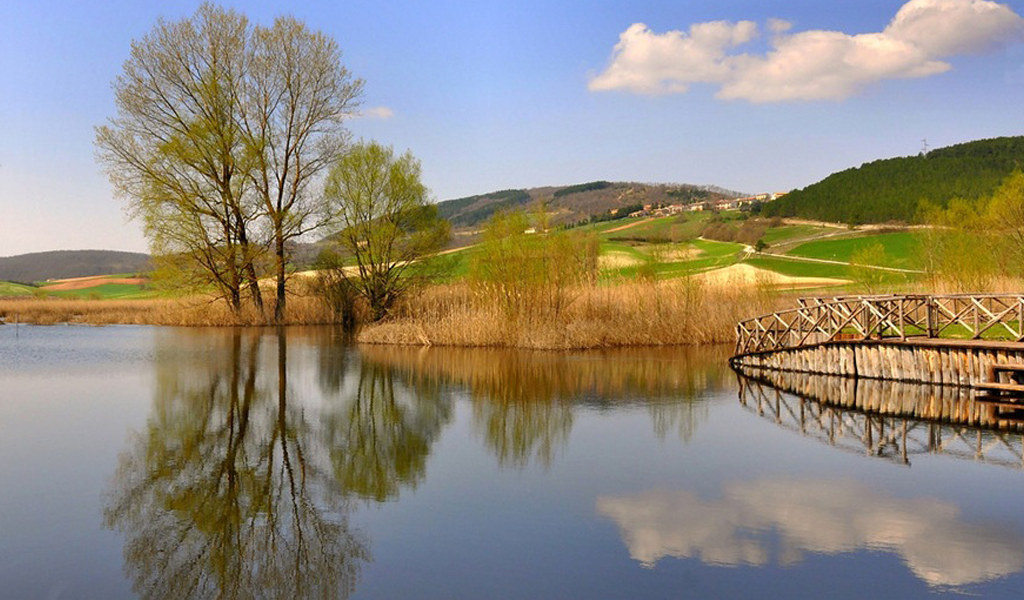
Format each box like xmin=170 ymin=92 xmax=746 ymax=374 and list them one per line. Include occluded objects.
xmin=732 ymin=294 xmax=1024 ymax=394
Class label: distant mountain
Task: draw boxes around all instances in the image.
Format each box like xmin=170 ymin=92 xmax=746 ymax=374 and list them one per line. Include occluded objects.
xmin=437 ymin=181 xmax=744 ymax=229
xmin=0 ymin=250 xmax=151 ymax=284
xmin=763 ymin=136 xmax=1024 ymax=224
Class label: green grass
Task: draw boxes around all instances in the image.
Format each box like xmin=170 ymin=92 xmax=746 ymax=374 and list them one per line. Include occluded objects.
xmin=760 ymin=225 xmax=831 ymax=246
xmin=785 ymin=231 xmax=924 ymax=270
xmin=745 ymin=255 xmax=920 ymax=289
xmin=745 ymin=256 xmax=854 ymax=279
xmin=0 ymin=281 xmax=35 ymax=297
xmin=599 ymin=238 xmax=745 ymax=281
xmin=599 ymin=241 xmax=649 ymax=260
xmin=691 ymin=238 xmax=744 ymax=257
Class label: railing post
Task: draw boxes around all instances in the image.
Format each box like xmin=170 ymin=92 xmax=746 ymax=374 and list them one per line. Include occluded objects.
xmin=899 ymin=297 xmax=906 ymax=340
xmin=926 ymin=296 xmax=934 ymax=338
xmin=1018 ymin=297 xmax=1024 ymax=342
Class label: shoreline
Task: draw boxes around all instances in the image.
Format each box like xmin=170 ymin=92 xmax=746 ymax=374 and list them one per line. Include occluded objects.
xmin=0 ymin=280 xmax=784 ymax=350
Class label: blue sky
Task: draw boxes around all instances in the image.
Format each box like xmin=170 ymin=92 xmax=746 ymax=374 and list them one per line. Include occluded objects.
xmin=2 ymin=0 xmax=1023 ymax=255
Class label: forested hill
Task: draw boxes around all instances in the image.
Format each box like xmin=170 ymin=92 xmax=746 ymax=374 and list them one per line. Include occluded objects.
xmin=763 ymin=136 xmax=1024 ymax=224
xmin=437 ymin=181 xmax=742 ymax=228
xmin=0 ymin=250 xmax=151 ymax=283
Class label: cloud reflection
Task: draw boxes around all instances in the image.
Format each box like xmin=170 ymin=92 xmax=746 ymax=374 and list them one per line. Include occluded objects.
xmin=597 ymin=479 xmax=1024 ymax=587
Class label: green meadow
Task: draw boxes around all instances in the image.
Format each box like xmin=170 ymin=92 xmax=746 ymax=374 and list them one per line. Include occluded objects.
xmin=784 ymin=231 xmax=924 ymax=270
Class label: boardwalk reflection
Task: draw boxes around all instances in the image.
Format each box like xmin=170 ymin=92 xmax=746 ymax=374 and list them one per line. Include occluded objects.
xmin=597 ymin=479 xmax=1024 ymax=587
xmin=104 ymin=330 xmax=368 ymax=600
xmin=735 ymin=367 xmax=1024 ymax=469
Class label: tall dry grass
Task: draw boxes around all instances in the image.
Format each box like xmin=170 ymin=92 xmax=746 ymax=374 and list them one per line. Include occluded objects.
xmin=359 ymin=276 xmax=787 ymax=349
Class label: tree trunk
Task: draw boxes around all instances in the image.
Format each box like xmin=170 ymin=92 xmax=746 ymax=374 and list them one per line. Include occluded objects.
xmin=274 ymin=236 xmax=286 ymax=322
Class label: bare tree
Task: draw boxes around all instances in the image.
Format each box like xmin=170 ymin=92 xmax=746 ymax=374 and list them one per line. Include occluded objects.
xmin=242 ymin=17 xmax=362 ymax=321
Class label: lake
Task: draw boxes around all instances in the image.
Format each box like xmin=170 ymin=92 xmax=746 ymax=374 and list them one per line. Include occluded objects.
xmin=2 ymin=324 xmax=1024 ymax=598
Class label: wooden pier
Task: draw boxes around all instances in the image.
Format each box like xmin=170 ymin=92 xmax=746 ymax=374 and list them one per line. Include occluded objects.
xmin=732 ymin=294 xmax=1024 ymax=397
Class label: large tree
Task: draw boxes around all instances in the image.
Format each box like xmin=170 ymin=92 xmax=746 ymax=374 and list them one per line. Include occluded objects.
xmin=96 ymin=3 xmax=361 ymax=317
xmin=96 ymin=4 xmax=263 ymax=312
xmin=323 ymin=141 xmax=449 ymax=320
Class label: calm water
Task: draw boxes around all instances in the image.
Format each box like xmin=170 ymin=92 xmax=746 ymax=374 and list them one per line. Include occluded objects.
xmin=2 ymin=325 xmax=1024 ymax=599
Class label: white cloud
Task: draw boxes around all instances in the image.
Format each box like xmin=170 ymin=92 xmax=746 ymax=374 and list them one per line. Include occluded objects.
xmin=886 ymin=0 xmax=1024 ymax=55
xmin=358 ymin=106 xmax=395 ymax=119
xmin=588 ymin=21 xmax=758 ymax=95
xmin=589 ymin=0 xmax=1024 ymax=102
xmin=767 ymin=18 xmax=792 ymax=34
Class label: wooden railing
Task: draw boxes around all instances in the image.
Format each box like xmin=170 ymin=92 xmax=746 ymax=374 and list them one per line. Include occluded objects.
xmin=735 ymin=294 xmax=1024 ymax=356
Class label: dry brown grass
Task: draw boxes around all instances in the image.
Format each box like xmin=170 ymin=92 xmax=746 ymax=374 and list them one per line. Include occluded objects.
xmin=0 ymin=294 xmax=341 ymax=326
xmin=358 ymin=278 xmax=787 ymax=349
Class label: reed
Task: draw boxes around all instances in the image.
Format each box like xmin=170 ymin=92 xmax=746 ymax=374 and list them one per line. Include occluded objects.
xmin=358 ymin=276 xmax=787 ymax=349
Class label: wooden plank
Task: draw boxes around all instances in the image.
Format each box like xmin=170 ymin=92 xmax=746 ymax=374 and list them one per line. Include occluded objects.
xmin=973 ymin=381 xmax=1024 ymax=393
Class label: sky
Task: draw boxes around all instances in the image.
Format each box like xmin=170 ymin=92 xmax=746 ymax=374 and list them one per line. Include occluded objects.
xmin=2 ymin=0 xmax=1023 ymax=256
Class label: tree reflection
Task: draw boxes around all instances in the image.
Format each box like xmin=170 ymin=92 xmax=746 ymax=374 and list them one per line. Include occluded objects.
xmin=104 ymin=330 xmax=367 ymax=600
xmin=359 ymin=345 xmax=733 ymax=468
xmin=321 ymin=359 xmax=452 ymax=501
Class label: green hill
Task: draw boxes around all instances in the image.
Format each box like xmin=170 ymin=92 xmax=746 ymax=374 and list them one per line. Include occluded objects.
xmin=763 ymin=136 xmax=1024 ymax=224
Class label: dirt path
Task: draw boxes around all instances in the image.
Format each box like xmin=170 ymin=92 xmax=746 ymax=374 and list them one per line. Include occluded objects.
xmin=603 ymin=218 xmax=653 ymax=234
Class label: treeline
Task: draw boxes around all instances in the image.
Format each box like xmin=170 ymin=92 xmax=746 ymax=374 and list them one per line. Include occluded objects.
xmin=701 ymin=217 xmax=778 ymax=246
xmin=438 ymin=189 xmax=532 ymax=227
xmin=920 ymin=170 xmax=1024 ymax=292
xmin=589 ymin=203 xmax=644 ymax=223
xmin=553 ymin=181 xmax=611 ymax=198
xmin=667 ymin=187 xmax=711 ymax=202
xmin=764 ymin=136 xmax=1024 ymax=224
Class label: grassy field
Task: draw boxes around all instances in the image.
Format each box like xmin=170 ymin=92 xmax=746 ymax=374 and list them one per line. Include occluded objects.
xmin=602 ymin=238 xmax=745 ymax=280
xmin=0 ymin=281 xmax=35 ymax=297
xmin=597 ymin=212 xmax=717 ymax=242
xmin=760 ymin=224 xmax=832 ymax=246
xmin=785 ymin=231 xmax=924 ymax=270
xmin=39 ymin=283 xmax=160 ymax=300
xmin=744 ymin=255 xmax=918 ymax=286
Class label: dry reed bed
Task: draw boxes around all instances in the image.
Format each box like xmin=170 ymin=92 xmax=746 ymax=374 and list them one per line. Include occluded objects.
xmin=0 ymin=295 xmax=338 ymax=326
xmin=358 ymin=279 xmax=787 ymax=349
xmin=2 ymin=277 xmax=789 ymax=350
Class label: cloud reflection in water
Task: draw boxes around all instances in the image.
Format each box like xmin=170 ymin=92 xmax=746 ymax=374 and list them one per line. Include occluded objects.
xmin=597 ymin=479 xmax=1024 ymax=587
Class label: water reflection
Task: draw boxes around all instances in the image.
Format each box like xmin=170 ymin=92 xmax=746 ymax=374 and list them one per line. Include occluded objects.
xmin=321 ymin=359 xmax=452 ymax=501
xmin=104 ymin=330 xmax=368 ymax=599
xmin=736 ymin=368 xmax=1024 ymax=469
xmin=104 ymin=332 xmax=735 ymax=597
xmin=597 ymin=479 xmax=1024 ymax=587
xmin=359 ymin=345 xmax=733 ymax=466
